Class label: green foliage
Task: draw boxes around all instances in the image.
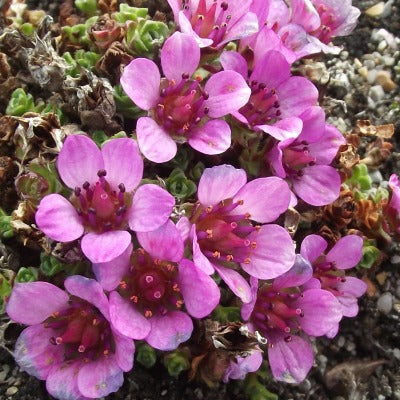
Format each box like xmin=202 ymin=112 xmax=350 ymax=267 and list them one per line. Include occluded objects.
xmin=358 ymin=241 xmax=381 ymax=269
xmin=39 ymin=253 xmax=88 ymax=277
xmin=163 ymin=350 xmax=190 ymax=378
xmin=244 ymin=373 xmax=278 ymax=400
xmin=63 ymin=50 xmax=101 ymax=78
xmin=113 ymin=84 xmax=147 ymax=119
xmin=212 ymin=305 xmax=241 ymax=323
xmin=0 ymin=209 xmax=14 ymax=239
xmin=165 ymin=169 xmax=197 ymax=201
xmin=346 ymin=164 xmax=372 ymax=192
xmin=6 ymin=88 xmax=44 ymax=116
xmin=62 ymin=16 xmax=97 ymax=46
xmin=15 ymin=267 xmax=39 ymax=283
xmin=136 ymin=343 xmax=157 ymax=368
xmin=75 ymin=0 xmax=98 ymax=16
xmin=113 ymin=4 xmax=147 ymax=23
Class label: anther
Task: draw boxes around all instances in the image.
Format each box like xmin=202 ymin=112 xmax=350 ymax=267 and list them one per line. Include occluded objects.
xmin=130 ymin=295 xmax=138 ymax=303
xmin=176 ymin=300 xmax=183 ymax=308
xmin=116 ymin=206 xmax=126 ymax=216
xmin=78 ymin=345 xmax=86 ymax=353
xmin=221 ymin=1 xmax=228 ymax=10
xmin=172 ymin=283 xmax=180 ymax=292
xmin=251 ymin=241 xmax=257 ymax=249
xmin=55 ymin=337 xmax=63 ymax=345
xmin=118 ymin=183 xmax=125 ymax=192
xmin=203 ymin=107 xmax=209 ymax=114
xmin=88 ymin=207 xmax=96 ymax=214
xmin=284 ymin=335 xmax=292 ymax=342
xmin=213 ymin=251 xmax=221 ymax=259
xmin=83 ymin=181 xmax=90 ymax=190
xmin=182 ymin=72 xmax=189 ymax=79
xmin=244 ymin=258 xmax=251 ymax=264
xmin=97 ymin=169 xmax=107 ymax=177
xmin=74 ymin=187 xmax=81 ymax=196
xmin=226 ymin=254 xmax=234 ymax=262
xmin=144 ymin=310 xmax=153 ymax=318
xmin=206 ymin=229 xmax=213 ymax=238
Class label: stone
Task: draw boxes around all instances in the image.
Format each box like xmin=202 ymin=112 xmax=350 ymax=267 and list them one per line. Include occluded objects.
xmin=5 ymin=387 xmax=18 ymax=396
xmin=377 ymin=292 xmax=393 ymax=314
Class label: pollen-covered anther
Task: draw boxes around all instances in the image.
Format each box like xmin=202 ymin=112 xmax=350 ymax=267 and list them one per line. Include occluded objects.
xmin=130 ymin=295 xmax=138 ymax=303
xmin=226 ymin=254 xmax=234 ymax=261
xmin=144 ymin=310 xmax=153 ymax=318
xmin=172 ymin=283 xmax=180 ymax=292
xmin=251 ymin=241 xmax=257 ymax=249
xmin=213 ymin=251 xmax=221 ymax=258
xmin=245 ymin=212 xmax=251 ymax=219
xmin=206 ymin=205 xmax=213 ymax=213
xmin=176 ymin=300 xmax=183 ymax=308
xmin=206 ymin=229 xmax=213 ymax=238
xmin=243 ymin=258 xmax=251 ymax=264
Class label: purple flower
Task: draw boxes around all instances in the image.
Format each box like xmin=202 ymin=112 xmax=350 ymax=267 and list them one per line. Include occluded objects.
xmin=265 ymin=106 xmax=346 ymax=206
xmin=121 ymin=32 xmax=251 ymax=163
xmin=242 ymin=257 xmax=342 ymax=383
xmin=384 ymin=174 xmax=400 ymax=235
xmin=6 ymin=277 xmax=134 ymax=400
xmin=167 ymin=0 xmax=259 ymax=48
xmin=300 ymin=234 xmax=366 ymax=337
xmin=35 ymin=135 xmax=174 ymax=263
xmin=95 ymin=220 xmax=220 ymax=351
xmin=183 ymin=164 xmax=295 ymax=303
xmin=223 ymin=350 xmax=263 ymax=382
xmin=220 ymin=50 xmax=318 ymax=139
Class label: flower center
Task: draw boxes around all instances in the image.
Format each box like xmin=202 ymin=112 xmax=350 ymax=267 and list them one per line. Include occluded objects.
xmin=312 ymin=4 xmax=339 ymax=43
xmin=183 ymin=0 xmax=232 ymax=46
xmin=239 ymin=81 xmax=281 ymax=127
xmin=191 ymin=198 xmax=260 ymax=265
xmin=313 ymin=258 xmax=346 ymax=297
xmin=152 ymin=75 xmax=209 ymax=138
xmin=45 ymin=297 xmax=113 ymax=361
xmin=70 ymin=169 xmax=132 ymax=233
xmin=117 ymin=249 xmax=183 ymax=318
xmin=280 ymin=141 xmax=316 ymax=179
xmin=252 ymin=285 xmax=304 ymax=342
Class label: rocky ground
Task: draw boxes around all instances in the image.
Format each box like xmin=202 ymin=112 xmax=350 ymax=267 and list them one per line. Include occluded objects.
xmin=1 ymin=0 xmax=400 ymax=399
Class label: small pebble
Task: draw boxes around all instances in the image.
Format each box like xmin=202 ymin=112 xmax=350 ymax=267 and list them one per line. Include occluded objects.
xmin=393 ymin=348 xmax=400 ymax=360
xmin=378 ymin=40 xmax=388 ymax=52
xmin=377 ymin=292 xmax=393 ymax=314
xmin=5 ymin=387 xmax=18 ymax=396
xmin=161 ymin=390 xmax=168 ymax=396
xmin=337 ymin=336 xmax=345 ymax=348
xmin=364 ymin=59 xmax=376 ymax=70
xmin=376 ymin=70 xmax=397 ymax=92
xmin=298 ymin=379 xmax=311 ymax=393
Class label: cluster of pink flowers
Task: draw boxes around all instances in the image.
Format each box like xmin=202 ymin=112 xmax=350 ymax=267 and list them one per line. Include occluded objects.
xmin=6 ymin=1 xmax=366 ymax=399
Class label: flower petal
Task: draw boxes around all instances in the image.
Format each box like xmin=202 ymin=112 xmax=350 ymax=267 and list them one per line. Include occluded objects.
xmin=35 ymin=194 xmax=84 ymax=242
xmin=137 ymin=220 xmax=183 ymax=262
xmin=57 ymin=135 xmax=104 ymax=189
xmin=178 ymin=259 xmax=220 ymax=318
xmin=136 ymin=117 xmax=177 ymax=163
xmin=77 ymin=357 xmax=124 ymax=398
xmin=267 ymin=331 xmax=314 ymax=383
xmin=7 ymin=282 xmax=68 ymax=325
xmin=191 ymin=226 xmax=215 ymax=275
xmin=176 ymin=216 xmax=192 ymax=243
xmin=256 ymin=117 xmax=303 ymax=141
xmin=326 ymin=235 xmax=363 ymax=269
xmin=335 ymin=277 xmax=366 ymax=317
xmin=46 ymin=362 xmax=84 ymax=400
xmin=113 ymin=330 xmax=135 ymax=372
xmin=220 ymin=51 xmax=248 ymax=78
xmin=204 ymin=71 xmax=251 ymax=118
xmin=198 ymin=165 xmax=247 ymax=206
xmin=161 ymin=32 xmax=200 ymax=82
xmin=272 ymin=255 xmax=313 ymax=290
xmin=241 ymin=277 xmax=258 ymax=320
xmin=109 ymin=291 xmax=151 ymax=340
xmin=121 ymin=58 xmax=160 ymax=110
xmin=300 ymin=234 xmax=327 ymax=264
xmin=188 ymin=119 xmax=231 ymax=155
xmin=214 ymin=264 xmax=252 ymax=303
xmin=93 ymin=243 xmax=133 ymax=291
xmin=243 ymin=225 xmax=296 ymax=279
xmin=101 ymin=138 xmax=143 ymax=192
xmin=129 ymin=184 xmax=174 ymax=232
xmin=15 ymin=325 xmax=64 ymax=379
xmin=223 ymin=351 xmax=263 ymax=382
xmin=231 ymin=177 xmax=291 ymax=223
xmin=81 ymin=231 xmax=132 ymax=264
xmin=64 ymin=276 xmax=110 ymax=320
xmin=146 ymin=311 xmax=193 ymax=351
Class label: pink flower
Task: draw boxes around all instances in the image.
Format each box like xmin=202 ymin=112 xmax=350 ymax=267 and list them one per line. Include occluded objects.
xmin=120 ymin=32 xmax=251 ymax=162
xmin=223 ymin=351 xmax=263 ymax=382
xmin=167 ymin=0 xmax=259 ymax=48
xmin=265 ymin=106 xmax=346 ymax=206
xmin=182 ymin=164 xmax=295 ymax=303
xmin=383 ymin=174 xmax=400 ymax=235
xmin=300 ymin=234 xmax=366 ymax=337
xmin=6 ymin=277 xmax=134 ymax=400
xmin=220 ymin=50 xmax=318 ymax=140
xmin=94 ymin=221 xmax=220 ymax=351
xmin=35 ymin=135 xmax=174 ymax=263
xmin=242 ymin=257 xmax=342 ymax=383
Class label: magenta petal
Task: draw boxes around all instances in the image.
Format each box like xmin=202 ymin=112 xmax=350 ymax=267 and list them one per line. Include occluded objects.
xmin=272 ymin=255 xmax=313 ymax=290
xmin=188 ymin=119 xmax=231 ymax=155
xmin=93 ymin=243 xmax=133 ymax=291
xmin=243 ymin=225 xmax=295 ymax=279
xmin=223 ymin=351 xmax=263 ymax=382
xmin=7 ymin=282 xmax=68 ymax=325
xmin=136 ymin=117 xmax=177 ymax=163
xmin=326 ymin=235 xmax=363 ymax=269
xmin=113 ymin=330 xmax=135 ymax=372
xmin=220 ymin=51 xmax=248 ymax=78
xmin=198 ymin=165 xmax=247 ymax=206
xmin=300 ymin=234 xmax=327 ymax=263
xmin=176 ymin=216 xmax=192 ymax=243
xmin=81 ymin=230 xmax=131 ymax=263
xmin=146 ymin=311 xmax=193 ymax=351
xmin=241 ymin=276 xmax=258 ymax=320
xmin=137 ymin=220 xmax=183 ymax=262
xmin=214 ymin=264 xmax=252 ymax=303
xmin=293 ymin=289 xmax=342 ymax=336
xmin=257 ymin=117 xmax=303 ymax=141
xmin=121 ymin=58 xmax=160 ymax=110
xmin=57 ymin=135 xmax=104 ymax=189
xmin=220 ymin=11 xmax=259 ymax=46
xmin=267 ymin=331 xmax=314 ymax=383
xmin=204 ymin=71 xmax=251 ymax=118
xmin=109 ymin=291 xmax=151 ymax=340
xmin=129 ymin=184 xmax=174 ymax=232
xmin=77 ymin=358 xmax=123 ymax=398
xmin=192 ymin=227 xmax=215 ymax=275
xmin=46 ymin=362 xmax=84 ymax=400
xmin=335 ymin=277 xmax=366 ymax=317
xmin=101 ymin=138 xmax=143 ymax=191
xmin=161 ymin=32 xmax=200 ymax=82
xmin=64 ymin=276 xmax=110 ymax=320
xmin=178 ymin=259 xmax=220 ymax=318
xmin=15 ymin=325 xmax=64 ymax=379
xmin=231 ymin=177 xmax=291 ymax=223
xmin=297 ymin=106 xmax=326 ymax=143
xmin=36 ymin=194 xmax=84 ymax=242
xmin=292 ymin=165 xmax=341 ymax=206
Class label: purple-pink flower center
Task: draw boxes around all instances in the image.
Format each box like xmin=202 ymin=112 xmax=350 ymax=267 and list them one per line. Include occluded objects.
xmin=117 ymin=249 xmax=183 ymax=318
xmin=239 ymin=82 xmax=281 ymax=127
xmin=313 ymin=258 xmax=346 ymax=297
xmin=44 ymin=297 xmax=113 ymax=361
xmin=152 ymin=76 xmax=209 ymax=137
xmin=312 ymin=4 xmax=339 ymax=43
xmin=191 ymin=198 xmax=259 ymax=265
xmin=70 ymin=169 xmax=132 ymax=233
xmin=280 ymin=141 xmax=316 ymax=178
xmin=252 ymin=285 xmax=304 ymax=342
xmin=183 ymin=0 xmax=232 ymax=45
